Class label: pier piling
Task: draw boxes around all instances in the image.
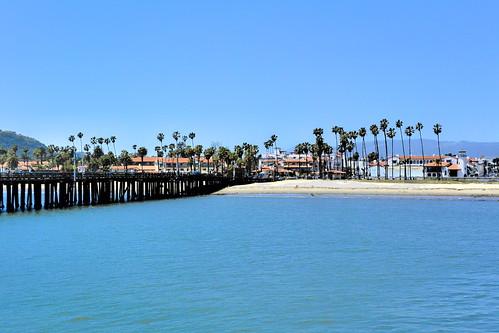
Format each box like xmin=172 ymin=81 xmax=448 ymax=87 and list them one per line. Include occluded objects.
xmin=0 ymin=173 xmax=232 ymax=214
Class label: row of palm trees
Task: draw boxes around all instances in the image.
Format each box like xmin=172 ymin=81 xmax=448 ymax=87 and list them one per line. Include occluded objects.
xmin=154 ymin=132 xmax=261 ymax=177
xmin=0 ymin=143 xmax=81 ymax=172
xmin=285 ymin=121 xmax=443 ymax=180
xmin=61 ymin=130 xmax=262 ymax=177
xmin=154 ymin=131 xmax=199 ymax=175
xmin=366 ymin=120 xmax=443 ymax=180
xmin=2 ymin=120 xmax=443 ymax=181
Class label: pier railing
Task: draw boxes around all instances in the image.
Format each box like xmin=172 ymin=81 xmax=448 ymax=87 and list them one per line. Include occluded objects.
xmin=0 ymin=172 xmax=233 ymax=214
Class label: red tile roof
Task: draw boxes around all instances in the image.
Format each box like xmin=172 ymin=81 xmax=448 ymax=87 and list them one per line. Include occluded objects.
xmin=448 ymin=164 xmax=462 ymax=171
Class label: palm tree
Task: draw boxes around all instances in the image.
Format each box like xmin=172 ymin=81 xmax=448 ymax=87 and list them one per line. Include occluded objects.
xmin=33 ymin=147 xmax=46 ymax=167
xmin=217 ymin=147 xmax=231 ymax=176
xmin=302 ymin=142 xmax=311 ymax=177
xmin=46 ymin=145 xmax=56 ymax=167
xmin=189 ymin=132 xmax=196 ymax=146
xmin=405 ymin=126 xmax=414 ymax=179
xmin=396 ymin=120 xmax=406 ymax=180
xmin=313 ymin=128 xmax=325 ymax=178
xmin=294 ymin=143 xmax=303 ymax=176
xmin=323 ymin=143 xmax=332 ymax=174
xmin=157 ymin=133 xmax=165 ymax=171
xmin=338 ymin=133 xmax=348 ymax=173
xmin=433 ymin=123 xmax=443 ymax=180
xmin=98 ymin=137 xmax=104 ymax=149
xmin=332 ymin=126 xmax=341 ymax=169
xmin=104 ymin=138 xmax=111 ymax=153
xmin=380 ymin=119 xmax=389 ymax=179
xmin=369 ymin=124 xmax=380 ymax=179
xmin=172 ymin=131 xmax=180 ymax=175
xmin=154 ymin=146 xmax=161 ymax=170
xmin=387 ymin=128 xmax=396 ymax=179
xmin=132 ymin=144 xmax=137 ymax=156
xmin=204 ymin=147 xmax=215 ymax=174
xmin=83 ymin=144 xmax=90 ymax=165
xmin=137 ymin=147 xmax=148 ymax=172
xmin=110 ymin=136 xmax=117 ymax=156
xmin=264 ymin=140 xmax=272 ymax=156
xmin=346 ymin=141 xmax=354 ymax=175
xmin=332 ymin=126 xmax=340 ymax=149
xmin=90 ymin=136 xmax=96 ymax=149
xmin=6 ymin=146 xmax=19 ymax=170
xmin=68 ymin=135 xmax=76 ymax=174
xmin=77 ymin=132 xmax=84 ymax=166
xmin=359 ymin=127 xmax=367 ymax=178
xmin=350 ymin=131 xmax=359 ymax=177
xmin=270 ymin=134 xmax=278 ymax=180
xmin=194 ymin=144 xmax=203 ymax=173
xmin=188 ymin=132 xmax=196 ymax=170
xmin=416 ymin=122 xmax=425 ymax=179
xmin=167 ymin=143 xmax=175 ymax=172
xmin=119 ymin=150 xmax=132 ymax=172
xmin=21 ymin=148 xmax=29 ymax=169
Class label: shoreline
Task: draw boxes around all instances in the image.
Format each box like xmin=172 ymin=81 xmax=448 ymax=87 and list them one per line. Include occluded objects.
xmin=215 ymin=179 xmax=499 ymax=198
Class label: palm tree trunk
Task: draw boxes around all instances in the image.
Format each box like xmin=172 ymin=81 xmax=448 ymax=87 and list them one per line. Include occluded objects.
xmin=354 ymin=139 xmax=359 ymax=178
xmin=408 ymin=137 xmax=412 ymax=180
xmin=79 ymin=139 xmax=83 ymax=167
xmin=298 ymin=153 xmax=301 ymax=177
xmin=419 ymin=132 xmax=425 ymax=179
xmin=361 ymin=138 xmax=366 ymax=179
xmin=273 ymin=143 xmax=278 ymax=181
xmin=334 ymin=134 xmax=338 ymax=170
xmin=383 ymin=133 xmax=388 ymax=180
xmin=391 ymin=138 xmax=394 ymax=180
xmin=375 ymin=137 xmax=380 ymax=179
xmin=437 ymin=134 xmax=442 ymax=180
xmin=305 ymin=155 xmax=308 ymax=178
xmin=318 ymin=153 xmax=323 ymax=179
xmin=400 ymin=132 xmax=406 ymax=180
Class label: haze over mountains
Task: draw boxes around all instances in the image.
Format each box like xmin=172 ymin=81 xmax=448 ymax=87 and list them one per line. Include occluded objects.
xmin=284 ymin=140 xmax=499 ymax=158
xmin=355 ymin=139 xmax=499 ymax=158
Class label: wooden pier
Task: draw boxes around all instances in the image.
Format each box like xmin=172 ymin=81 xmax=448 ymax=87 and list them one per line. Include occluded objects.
xmin=0 ymin=172 xmax=232 ymax=214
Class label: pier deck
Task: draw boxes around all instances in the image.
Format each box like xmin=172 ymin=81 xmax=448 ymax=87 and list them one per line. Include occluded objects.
xmin=0 ymin=172 xmax=231 ymax=214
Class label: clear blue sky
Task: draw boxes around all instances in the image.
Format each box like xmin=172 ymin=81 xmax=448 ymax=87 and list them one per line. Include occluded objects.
xmin=1 ymin=0 xmax=498 ymax=151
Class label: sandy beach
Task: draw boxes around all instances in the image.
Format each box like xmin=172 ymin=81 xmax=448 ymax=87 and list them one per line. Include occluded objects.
xmin=215 ymin=179 xmax=499 ymax=197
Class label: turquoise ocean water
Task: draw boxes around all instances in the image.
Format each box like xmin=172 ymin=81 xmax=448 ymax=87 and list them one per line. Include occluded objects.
xmin=1 ymin=195 xmax=498 ymax=332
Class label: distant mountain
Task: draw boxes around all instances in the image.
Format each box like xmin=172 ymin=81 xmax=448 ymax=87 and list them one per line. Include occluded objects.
xmin=362 ymin=139 xmax=499 ymax=158
xmin=0 ymin=130 xmax=46 ymax=153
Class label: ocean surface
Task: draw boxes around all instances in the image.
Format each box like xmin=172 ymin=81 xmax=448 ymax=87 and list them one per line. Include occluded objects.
xmin=1 ymin=195 xmax=498 ymax=332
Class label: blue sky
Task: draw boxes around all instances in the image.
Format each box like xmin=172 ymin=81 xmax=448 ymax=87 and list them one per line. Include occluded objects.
xmin=1 ymin=0 xmax=498 ymax=151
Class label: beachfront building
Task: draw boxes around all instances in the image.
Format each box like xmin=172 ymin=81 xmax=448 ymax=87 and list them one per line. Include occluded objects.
xmin=258 ymin=151 xmax=344 ymax=178
xmin=3 ymin=160 xmax=56 ymax=172
xmin=111 ymin=156 xmax=222 ymax=174
xmin=259 ymin=153 xmax=313 ymax=177
xmin=112 ymin=157 xmax=195 ymax=173
xmin=379 ymin=151 xmax=476 ymax=179
xmin=384 ymin=155 xmax=440 ymax=179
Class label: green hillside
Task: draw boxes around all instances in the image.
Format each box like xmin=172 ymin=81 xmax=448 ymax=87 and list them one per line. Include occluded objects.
xmin=0 ymin=130 xmax=46 ymax=153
